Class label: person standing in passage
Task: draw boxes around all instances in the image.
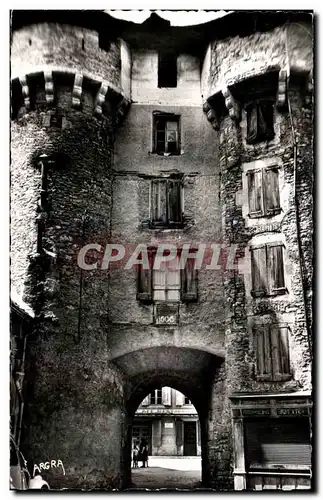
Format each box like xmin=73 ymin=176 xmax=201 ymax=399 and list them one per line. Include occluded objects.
xmin=132 ymin=442 xmax=139 ymax=468
xmin=139 ymin=438 xmax=148 ymax=468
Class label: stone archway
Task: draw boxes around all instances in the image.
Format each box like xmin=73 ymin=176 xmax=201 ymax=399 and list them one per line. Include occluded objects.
xmin=111 ymin=346 xmax=224 ymax=489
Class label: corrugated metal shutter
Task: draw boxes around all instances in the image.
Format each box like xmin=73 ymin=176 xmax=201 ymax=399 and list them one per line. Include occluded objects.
xmin=244 ymin=418 xmax=311 ymax=468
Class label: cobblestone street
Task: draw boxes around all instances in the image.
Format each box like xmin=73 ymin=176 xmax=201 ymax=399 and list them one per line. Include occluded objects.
xmin=130 ymin=457 xmax=202 ymax=490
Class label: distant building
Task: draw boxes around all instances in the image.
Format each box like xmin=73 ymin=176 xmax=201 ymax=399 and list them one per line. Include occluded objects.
xmin=133 ymin=387 xmax=200 ymax=456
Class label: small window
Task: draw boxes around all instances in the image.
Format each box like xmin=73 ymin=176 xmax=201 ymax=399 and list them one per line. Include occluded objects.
xmin=250 ymin=243 xmax=286 ymax=297
xmin=158 ymin=52 xmax=177 ymax=88
xmin=255 ymin=325 xmax=291 ymax=381
xmin=151 ymin=178 xmax=182 ymax=227
xmin=150 ymin=389 xmax=162 ymax=405
xmin=246 ymin=100 xmax=275 ymax=144
xmin=153 ymin=258 xmax=181 ymax=302
xmin=153 ymin=115 xmax=180 ymax=155
xmin=247 ymin=167 xmax=281 ymax=218
xmin=137 ymin=248 xmax=198 ymax=303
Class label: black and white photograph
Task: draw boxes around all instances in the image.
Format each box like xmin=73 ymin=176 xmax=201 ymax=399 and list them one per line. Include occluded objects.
xmin=9 ymin=6 xmax=314 ymax=492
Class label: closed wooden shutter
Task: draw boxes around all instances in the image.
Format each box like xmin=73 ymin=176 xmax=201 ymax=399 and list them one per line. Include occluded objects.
xmin=181 ymin=257 xmax=198 ymax=302
xmin=245 ymin=418 xmax=311 ymax=469
xmin=247 ymin=170 xmax=263 ymax=217
xmin=162 ymin=387 xmax=171 ymax=406
xmin=255 ymin=326 xmax=272 ymax=379
xmin=271 ymin=326 xmax=290 ymax=380
xmin=137 ymin=250 xmax=153 ymax=302
xmin=168 ymin=180 xmax=181 ymax=223
xmin=250 ymin=246 xmax=267 ymax=297
xmin=152 ymin=180 xmax=167 ymax=224
xmin=267 ymin=244 xmax=285 ymax=294
xmin=264 ymin=167 xmax=280 ymax=215
xmin=176 ymin=391 xmax=185 ymax=407
xmin=141 ymin=395 xmax=150 ymax=407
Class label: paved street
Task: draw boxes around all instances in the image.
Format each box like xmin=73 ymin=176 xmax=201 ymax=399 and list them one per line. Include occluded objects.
xmin=130 ymin=457 xmax=202 ymax=490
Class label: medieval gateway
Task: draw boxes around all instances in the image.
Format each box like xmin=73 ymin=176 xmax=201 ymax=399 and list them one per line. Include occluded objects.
xmin=10 ymin=10 xmax=313 ymax=491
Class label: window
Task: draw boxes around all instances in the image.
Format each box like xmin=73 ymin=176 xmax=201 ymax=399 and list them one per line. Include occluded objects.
xmin=158 ymin=52 xmax=177 ymax=88
xmin=137 ymin=248 xmax=198 ymax=303
xmin=247 ymin=166 xmax=281 ymax=217
xmin=151 ymin=178 xmax=182 ymax=227
xmin=250 ymin=243 xmax=286 ymax=297
xmin=153 ymin=115 xmax=180 ymax=155
xmin=184 ymin=397 xmax=191 ymax=405
xmin=150 ymin=389 xmax=162 ymax=405
xmin=246 ymin=100 xmax=275 ymax=144
xmin=254 ymin=325 xmax=291 ymax=381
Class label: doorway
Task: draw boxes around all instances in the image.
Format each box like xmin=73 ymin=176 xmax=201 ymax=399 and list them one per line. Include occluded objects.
xmin=184 ymin=422 xmax=197 ymax=456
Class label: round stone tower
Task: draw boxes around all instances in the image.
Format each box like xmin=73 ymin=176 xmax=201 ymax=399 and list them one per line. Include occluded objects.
xmin=11 ymin=12 xmax=130 ymax=489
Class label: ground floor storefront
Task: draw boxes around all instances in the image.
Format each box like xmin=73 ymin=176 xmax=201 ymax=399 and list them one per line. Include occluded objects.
xmin=132 ymin=417 xmax=201 ymax=457
xmin=231 ymin=393 xmax=312 ymax=491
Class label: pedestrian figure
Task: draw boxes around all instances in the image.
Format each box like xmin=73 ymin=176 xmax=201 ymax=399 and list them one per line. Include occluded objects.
xmin=132 ymin=442 xmax=139 ymax=468
xmin=139 ymin=438 xmax=148 ymax=468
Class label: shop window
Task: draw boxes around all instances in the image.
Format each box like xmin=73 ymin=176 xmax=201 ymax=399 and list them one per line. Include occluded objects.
xmin=247 ymin=166 xmax=281 ymax=217
xmin=158 ymin=52 xmax=177 ymax=88
xmin=153 ymin=115 xmax=180 ymax=155
xmin=246 ymin=100 xmax=275 ymax=144
xmin=255 ymin=325 xmax=291 ymax=381
xmin=250 ymin=243 xmax=286 ymax=298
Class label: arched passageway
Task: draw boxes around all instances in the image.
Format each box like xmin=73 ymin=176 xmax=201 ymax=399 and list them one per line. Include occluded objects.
xmin=131 ymin=386 xmax=202 ymax=489
xmin=111 ymin=346 xmax=224 ymax=490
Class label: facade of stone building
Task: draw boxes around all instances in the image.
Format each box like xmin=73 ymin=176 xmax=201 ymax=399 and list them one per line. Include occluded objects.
xmin=134 ymin=387 xmax=201 ymax=457
xmin=10 ymin=10 xmax=313 ymax=491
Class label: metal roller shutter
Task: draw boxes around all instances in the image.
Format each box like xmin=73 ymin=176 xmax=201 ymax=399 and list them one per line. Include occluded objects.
xmin=244 ymin=418 xmax=311 ymax=468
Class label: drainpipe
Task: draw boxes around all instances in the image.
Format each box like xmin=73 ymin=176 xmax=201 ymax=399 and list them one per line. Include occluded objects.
xmin=16 ymin=331 xmax=29 ymax=448
xmin=76 ymin=212 xmax=87 ymax=344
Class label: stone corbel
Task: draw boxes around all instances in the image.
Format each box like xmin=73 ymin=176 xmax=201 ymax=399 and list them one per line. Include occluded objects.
xmin=72 ymin=73 xmax=83 ymax=109
xmin=94 ymin=82 xmax=108 ymax=117
xmin=44 ymin=70 xmax=54 ymax=105
xmin=202 ymin=101 xmax=219 ymax=130
xmin=19 ymin=76 xmax=30 ymax=109
xmin=276 ymin=69 xmax=287 ymax=109
xmin=222 ymin=86 xmax=240 ymax=121
xmin=115 ymin=98 xmax=130 ymax=125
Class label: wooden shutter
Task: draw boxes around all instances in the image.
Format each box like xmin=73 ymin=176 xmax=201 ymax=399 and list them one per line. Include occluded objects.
xmin=181 ymin=257 xmax=198 ymax=302
xmin=264 ymin=167 xmax=280 ymax=215
xmin=162 ymin=387 xmax=171 ymax=406
xmin=141 ymin=395 xmax=150 ymax=406
xmin=267 ymin=244 xmax=285 ymax=295
xmin=271 ymin=326 xmax=291 ymax=380
xmin=246 ymin=102 xmax=258 ymax=144
xmin=176 ymin=391 xmax=185 ymax=407
xmin=250 ymin=246 xmax=267 ymax=297
xmin=137 ymin=249 xmax=154 ymax=302
xmin=168 ymin=180 xmax=182 ymax=223
xmin=247 ymin=170 xmax=263 ymax=217
xmin=151 ymin=180 xmax=167 ymax=224
xmin=255 ymin=326 xmax=272 ymax=380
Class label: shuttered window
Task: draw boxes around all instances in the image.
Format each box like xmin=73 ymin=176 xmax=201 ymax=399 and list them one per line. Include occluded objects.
xmin=246 ymin=100 xmax=275 ymax=144
xmin=247 ymin=167 xmax=280 ymax=218
xmin=150 ymin=389 xmax=162 ymax=405
xmin=151 ymin=179 xmax=182 ymax=227
xmin=250 ymin=243 xmax=286 ymax=297
xmin=153 ymin=257 xmax=181 ymax=302
xmin=162 ymin=387 xmax=172 ymax=406
xmin=154 ymin=116 xmax=180 ymax=154
xmin=255 ymin=325 xmax=291 ymax=381
xmin=244 ymin=418 xmax=311 ymax=469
